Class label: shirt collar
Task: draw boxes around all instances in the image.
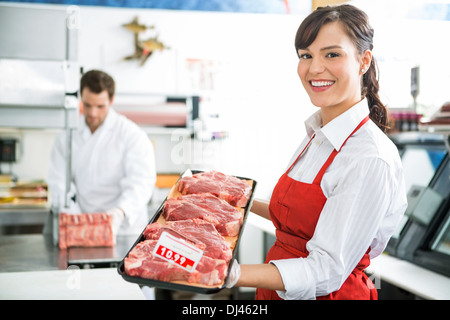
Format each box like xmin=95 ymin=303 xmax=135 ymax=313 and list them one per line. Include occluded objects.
xmin=304 ymin=98 xmax=370 ymax=151
xmin=79 ymin=108 xmax=117 ymax=138
xmin=102 ymin=108 xmax=117 ymax=130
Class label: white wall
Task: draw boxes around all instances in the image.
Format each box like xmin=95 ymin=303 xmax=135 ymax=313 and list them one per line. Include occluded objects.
xmin=353 ymin=0 xmax=450 ymax=115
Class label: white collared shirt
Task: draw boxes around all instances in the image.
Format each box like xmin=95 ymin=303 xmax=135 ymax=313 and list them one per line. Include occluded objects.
xmin=48 ymin=109 xmax=156 ymax=234
xmin=270 ymin=99 xmax=408 ymax=300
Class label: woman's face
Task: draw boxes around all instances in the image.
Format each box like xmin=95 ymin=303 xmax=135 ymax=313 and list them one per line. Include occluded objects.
xmin=297 ymin=21 xmax=371 ymax=124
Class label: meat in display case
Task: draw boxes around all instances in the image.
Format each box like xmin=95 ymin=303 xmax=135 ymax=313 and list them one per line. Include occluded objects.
xmin=117 ymin=170 xmax=257 ymax=293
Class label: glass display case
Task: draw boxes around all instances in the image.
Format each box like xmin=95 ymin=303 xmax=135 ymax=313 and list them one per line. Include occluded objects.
xmin=394 ymin=152 xmax=450 ymax=277
xmin=412 ymin=195 xmax=450 ymax=277
xmin=431 ymin=213 xmax=450 ymax=256
xmin=385 ymin=133 xmax=447 ymax=255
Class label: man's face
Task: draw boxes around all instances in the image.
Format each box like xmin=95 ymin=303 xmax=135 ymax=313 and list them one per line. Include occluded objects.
xmin=81 ymin=87 xmax=113 ymax=133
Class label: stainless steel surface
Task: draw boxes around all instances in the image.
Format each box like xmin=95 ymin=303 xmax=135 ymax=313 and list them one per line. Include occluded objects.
xmin=0 ymin=59 xmax=66 ymax=108
xmin=0 ymin=208 xmax=49 ymax=226
xmin=0 ymin=5 xmax=79 ymax=126
xmin=0 ymin=234 xmax=65 ymax=272
xmin=0 ymin=3 xmax=70 ymax=60
xmin=68 ymin=236 xmax=137 ymax=266
xmin=0 ymin=3 xmax=80 ymax=234
xmin=0 ymin=234 xmax=138 ymax=272
xmin=0 ymin=59 xmax=79 ymax=129
xmin=64 ymin=126 xmax=73 ymax=208
xmin=0 ymin=106 xmax=78 ymax=129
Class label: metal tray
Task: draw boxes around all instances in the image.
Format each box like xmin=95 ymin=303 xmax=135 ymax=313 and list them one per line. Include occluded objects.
xmin=117 ymin=170 xmax=257 ymax=294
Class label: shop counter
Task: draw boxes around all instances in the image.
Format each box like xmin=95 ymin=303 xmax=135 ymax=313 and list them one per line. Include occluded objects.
xmin=367 ymin=253 xmax=450 ymax=300
xmin=0 ymin=233 xmax=145 ymax=299
xmin=0 ymin=268 xmax=145 ymax=300
xmin=0 ymin=233 xmax=138 ymax=272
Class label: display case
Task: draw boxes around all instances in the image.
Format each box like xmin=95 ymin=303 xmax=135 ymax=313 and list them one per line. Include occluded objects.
xmin=409 ymin=158 xmax=450 ymax=276
xmin=385 ymin=133 xmax=447 ymax=255
xmin=393 ymin=153 xmax=450 ymax=277
xmin=431 ymin=213 xmax=450 ymax=256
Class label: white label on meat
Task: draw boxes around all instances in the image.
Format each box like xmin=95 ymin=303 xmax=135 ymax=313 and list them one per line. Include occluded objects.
xmin=153 ymin=231 xmax=204 ymax=272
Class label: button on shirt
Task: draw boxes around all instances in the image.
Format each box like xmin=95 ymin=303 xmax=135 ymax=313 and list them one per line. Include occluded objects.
xmin=270 ymin=99 xmax=408 ymax=300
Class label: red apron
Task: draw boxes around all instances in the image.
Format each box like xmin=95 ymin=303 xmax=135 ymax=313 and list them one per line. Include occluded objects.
xmin=255 ymin=116 xmax=377 ymax=300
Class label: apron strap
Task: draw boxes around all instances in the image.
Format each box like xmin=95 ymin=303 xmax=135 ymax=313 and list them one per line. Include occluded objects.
xmin=286 ymin=133 xmax=316 ymax=174
xmin=313 ymin=116 xmax=370 ymax=185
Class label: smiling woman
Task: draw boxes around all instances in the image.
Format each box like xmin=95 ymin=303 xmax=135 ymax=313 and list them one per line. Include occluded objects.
xmin=296 ymin=21 xmax=372 ymax=126
xmin=226 ymin=4 xmax=408 ymax=301
xmin=295 ymin=6 xmax=386 ymax=130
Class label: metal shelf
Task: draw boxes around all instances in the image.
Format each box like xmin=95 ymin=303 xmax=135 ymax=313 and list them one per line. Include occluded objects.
xmin=0 ymin=4 xmax=80 ymax=242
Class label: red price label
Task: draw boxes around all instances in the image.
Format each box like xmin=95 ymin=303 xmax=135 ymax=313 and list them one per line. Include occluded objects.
xmin=155 ymin=245 xmax=195 ymax=269
xmin=153 ymin=232 xmax=203 ymax=272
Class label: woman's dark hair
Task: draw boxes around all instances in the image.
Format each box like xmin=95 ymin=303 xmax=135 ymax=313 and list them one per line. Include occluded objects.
xmin=80 ymin=70 xmax=115 ymax=100
xmin=295 ymin=4 xmax=388 ymax=133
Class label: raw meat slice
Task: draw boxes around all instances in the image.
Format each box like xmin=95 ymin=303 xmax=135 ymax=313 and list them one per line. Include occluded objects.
xmin=143 ymin=219 xmax=232 ymax=262
xmin=163 ymin=193 xmax=242 ymax=236
xmin=59 ymin=212 xmax=114 ymax=249
xmin=124 ymin=240 xmax=228 ymax=286
xmin=178 ymin=171 xmax=252 ymax=207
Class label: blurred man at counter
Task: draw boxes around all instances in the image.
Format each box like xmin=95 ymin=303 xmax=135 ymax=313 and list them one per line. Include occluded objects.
xmin=47 ymin=70 xmax=156 ymax=236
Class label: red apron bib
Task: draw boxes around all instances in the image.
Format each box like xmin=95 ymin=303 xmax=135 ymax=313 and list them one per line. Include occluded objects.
xmin=255 ymin=116 xmax=377 ymax=300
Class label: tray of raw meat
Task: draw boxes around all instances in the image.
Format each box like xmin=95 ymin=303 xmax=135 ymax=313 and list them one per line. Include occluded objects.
xmin=117 ymin=170 xmax=257 ymax=293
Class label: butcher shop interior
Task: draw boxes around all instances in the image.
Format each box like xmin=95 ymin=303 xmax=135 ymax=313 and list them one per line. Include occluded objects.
xmin=1 ymin=0 xmax=450 ymax=302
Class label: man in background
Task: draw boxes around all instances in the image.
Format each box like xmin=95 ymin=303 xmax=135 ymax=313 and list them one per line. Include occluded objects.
xmin=48 ymin=70 xmax=156 ymax=236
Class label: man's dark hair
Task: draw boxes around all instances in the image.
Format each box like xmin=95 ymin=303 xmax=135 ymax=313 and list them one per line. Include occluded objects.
xmin=80 ymin=70 xmax=115 ymax=100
